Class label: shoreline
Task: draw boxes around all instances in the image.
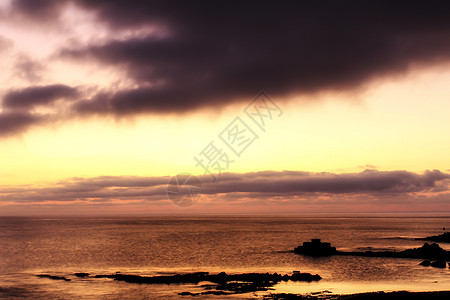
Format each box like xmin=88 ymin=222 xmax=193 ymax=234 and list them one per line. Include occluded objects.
xmin=259 ymin=290 xmax=450 ymax=299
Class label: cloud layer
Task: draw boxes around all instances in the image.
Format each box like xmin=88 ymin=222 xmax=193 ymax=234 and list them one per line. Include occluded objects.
xmin=3 ymin=84 xmax=78 ymax=110
xmin=1 ymin=170 xmax=449 ymax=214
xmin=2 ymin=1 xmax=450 ymax=135
xmin=60 ymin=0 xmax=450 ymax=115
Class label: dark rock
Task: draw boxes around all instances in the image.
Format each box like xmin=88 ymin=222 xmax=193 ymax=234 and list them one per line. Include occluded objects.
xmin=339 ymin=291 xmax=450 ymax=299
xmin=430 ymin=260 xmax=447 ymax=268
xmin=74 ymin=273 xmax=90 ymax=278
xmin=400 ymin=243 xmax=449 ymax=260
xmin=419 ymin=260 xmax=431 ymax=266
xmin=263 ymin=291 xmax=450 ymax=299
xmin=306 ymin=242 xmax=450 ymax=261
xmin=36 ymin=274 xmax=71 ymax=281
xmin=90 ymin=271 xmax=321 ymax=295
xmin=293 ymin=239 xmax=337 ymax=256
xmin=417 ymin=232 xmax=450 ymax=243
xmin=179 ymin=292 xmax=193 ymax=296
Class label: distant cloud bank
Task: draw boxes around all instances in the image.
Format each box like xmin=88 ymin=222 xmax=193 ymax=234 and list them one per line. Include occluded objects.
xmin=1 ymin=169 xmax=449 ymax=214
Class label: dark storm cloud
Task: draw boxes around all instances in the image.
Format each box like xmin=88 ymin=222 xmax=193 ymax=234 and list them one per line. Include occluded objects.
xmin=0 ymin=85 xmax=79 ymax=136
xmin=49 ymin=0 xmax=450 ymax=115
xmin=2 ymin=84 xmax=79 ymax=110
xmin=0 ymin=112 xmax=42 ymax=137
xmin=3 ymin=0 xmax=450 ymax=125
xmin=1 ymin=170 xmax=448 ymax=204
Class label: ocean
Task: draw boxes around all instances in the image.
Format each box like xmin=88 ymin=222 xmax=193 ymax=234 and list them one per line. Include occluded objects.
xmin=1 ymin=214 xmax=450 ymax=299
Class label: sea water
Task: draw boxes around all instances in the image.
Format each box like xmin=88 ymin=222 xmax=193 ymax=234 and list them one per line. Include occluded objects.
xmin=1 ymin=214 xmax=450 ymax=299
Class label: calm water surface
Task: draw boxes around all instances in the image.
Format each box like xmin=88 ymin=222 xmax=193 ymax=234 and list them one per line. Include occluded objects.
xmin=1 ymin=214 xmax=450 ymax=299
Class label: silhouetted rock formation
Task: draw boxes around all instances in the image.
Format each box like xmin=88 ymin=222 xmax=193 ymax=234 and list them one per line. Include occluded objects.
xmin=293 ymin=239 xmax=337 ymax=256
xmin=36 ymin=274 xmax=71 ymax=281
xmin=341 ymin=243 xmax=450 ymax=260
xmin=293 ymin=241 xmax=450 ymax=261
xmin=36 ymin=271 xmax=321 ymax=295
xmin=92 ymin=271 xmax=321 ymax=295
xmin=419 ymin=260 xmax=431 ymax=266
xmin=420 ymin=259 xmax=448 ymax=268
xmin=94 ymin=271 xmax=320 ymax=284
xmin=430 ymin=260 xmax=447 ymax=268
xmin=263 ymin=291 xmax=450 ymax=299
xmin=399 ymin=243 xmax=449 ymax=260
xmin=417 ymin=232 xmax=450 ymax=243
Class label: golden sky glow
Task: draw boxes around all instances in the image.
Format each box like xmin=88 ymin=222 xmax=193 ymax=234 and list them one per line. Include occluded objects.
xmin=1 ymin=1 xmax=450 ymax=214
xmin=1 ymin=63 xmax=449 ymax=187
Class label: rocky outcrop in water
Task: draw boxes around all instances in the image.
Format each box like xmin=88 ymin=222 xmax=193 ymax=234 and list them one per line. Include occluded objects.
xmin=294 ymin=240 xmax=450 ymax=261
xmin=430 ymin=260 xmax=447 ymax=268
xmin=419 ymin=260 xmax=431 ymax=266
xmin=261 ymin=291 xmax=450 ymax=299
xmin=398 ymin=243 xmax=449 ymax=260
xmin=293 ymin=239 xmax=337 ymax=256
xmin=38 ymin=271 xmax=321 ymax=295
xmin=94 ymin=271 xmax=321 ymax=284
xmin=419 ymin=259 xmax=448 ymax=268
xmin=417 ymin=232 xmax=450 ymax=243
xmin=36 ymin=274 xmax=71 ymax=281
xmin=73 ymin=273 xmax=90 ymax=278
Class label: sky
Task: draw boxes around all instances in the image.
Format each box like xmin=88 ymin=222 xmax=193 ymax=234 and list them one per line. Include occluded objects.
xmin=0 ymin=0 xmax=449 ymax=215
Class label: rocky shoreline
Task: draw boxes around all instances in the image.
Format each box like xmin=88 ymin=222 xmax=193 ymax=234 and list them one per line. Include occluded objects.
xmin=258 ymin=291 xmax=450 ymax=299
